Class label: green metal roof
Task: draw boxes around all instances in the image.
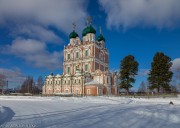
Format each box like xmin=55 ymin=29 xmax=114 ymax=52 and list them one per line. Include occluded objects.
xmin=96 ymin=34 xmax=105 ymax=42
xmin=69 ymin=31 xmax=79 ymax=39
xmin=82 ymin=25 xmax=96 ymax=37
xmin=86 ymin=25 xmax=96 ymax=34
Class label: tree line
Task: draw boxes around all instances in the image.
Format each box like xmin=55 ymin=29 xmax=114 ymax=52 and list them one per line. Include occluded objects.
xmin=0 ymin=74 xmax=7 ymax=94
xmin=20 ymin=76 xmax=44 ymax=94
xmin=119 ymin=52 xmax=177 ymax=94
xmin=0 ymin=75 xmax=44 ymax=94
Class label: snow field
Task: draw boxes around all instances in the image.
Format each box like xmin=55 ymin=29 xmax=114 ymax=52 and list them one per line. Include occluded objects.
xmin=0 ymin=96 xmax=180 ymax=128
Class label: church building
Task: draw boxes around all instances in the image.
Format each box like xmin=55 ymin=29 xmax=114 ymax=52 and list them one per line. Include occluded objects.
xmin=42 ymin=18 xmax=118 ymax=96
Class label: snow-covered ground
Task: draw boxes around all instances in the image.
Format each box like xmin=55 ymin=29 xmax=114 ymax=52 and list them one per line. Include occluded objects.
xmin=0 ymin=96 xmax=180 ymax=128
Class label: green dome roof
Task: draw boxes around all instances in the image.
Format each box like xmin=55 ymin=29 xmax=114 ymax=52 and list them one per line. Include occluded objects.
xmin=82 ymin=25 xmax=96 ymax=37
xmin=82 ymin=27 xmax=87 ymax=37
xmin=86 ymin=25 xmax=96 ymax=34
xmin=96 ymin=34 xmax=105 ymax=42
xmin=69 ymin=31 xmax=79 ymax=39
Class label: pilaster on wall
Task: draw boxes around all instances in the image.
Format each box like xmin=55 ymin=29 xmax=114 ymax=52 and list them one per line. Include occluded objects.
xmin=43 ymin=30 xmax=112 ymax=96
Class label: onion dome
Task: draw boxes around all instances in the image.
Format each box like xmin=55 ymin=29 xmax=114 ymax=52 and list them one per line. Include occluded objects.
xmin=69 ymin=31 xmax=79 ymax=39
xmin=96 ymin=34 xmax=105 ymax=42
xmin=82 ymin=25 xmax=96 ymax=37
xmin=86 ymin=25 xmax=96 ymax=34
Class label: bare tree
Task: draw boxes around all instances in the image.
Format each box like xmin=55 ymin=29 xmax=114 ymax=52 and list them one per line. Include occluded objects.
xmin=21 ymin=76 xmax=34 ymax=93
xmin=37 ymin=76 xmax=44 ymax=92
xmin=138 ymin=81 xmax=147 ymax=93
xmin=0 ymin=74 xmax=6 ymax=94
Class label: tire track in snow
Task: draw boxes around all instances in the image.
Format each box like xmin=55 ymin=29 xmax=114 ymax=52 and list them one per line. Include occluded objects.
xmin=1 ymin=97 xmax=180 ymax=128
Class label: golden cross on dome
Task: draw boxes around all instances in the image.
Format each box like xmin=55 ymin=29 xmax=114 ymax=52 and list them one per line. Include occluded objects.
xmin=100 ymin=26 xmax=102 ymax=34
xmin=86 ymin=16 xmax=92 ymax=25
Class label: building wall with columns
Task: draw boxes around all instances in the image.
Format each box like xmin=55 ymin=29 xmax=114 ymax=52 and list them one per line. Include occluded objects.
xmin=42 ymin=22 xmax=118 ymax=96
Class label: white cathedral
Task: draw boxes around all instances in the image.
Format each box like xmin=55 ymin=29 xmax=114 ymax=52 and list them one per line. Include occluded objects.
xmin=42 ymin=18 xmax=118 ymax=96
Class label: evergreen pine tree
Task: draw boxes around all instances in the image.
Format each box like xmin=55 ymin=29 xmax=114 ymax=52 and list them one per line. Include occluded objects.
xmin=148 ymin=52 xmax=173 ymax=93
xmin=119 ymin=55 xmax=138 ymax=94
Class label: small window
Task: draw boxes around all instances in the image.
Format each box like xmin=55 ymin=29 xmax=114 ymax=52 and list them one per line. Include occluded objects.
xmin=100 ymin=54 xmax=103 ymax=61
xmin=67 ymin=54 xmax=70 ymax=60
xmin=76 ymin=52 xmax=79 ymax=58
xmin=85 ymin=50 xmax=88 ymax=57
xmin=85 ymin=64 xmax=88 ymax=71
xmin=67 ymin=67 xmax=70 ymax=74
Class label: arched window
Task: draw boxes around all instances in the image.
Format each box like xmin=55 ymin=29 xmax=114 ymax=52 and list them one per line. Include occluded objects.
xmin=107 ymin=77 xmax=109 ymax=84
xmin=85 ymin=64 xmax=88 ymax=71
xmin=76 ymin=52 xmax=79 ymax=59
xmin=67 ymin=67 xmax=70 ymax=74
xmin=67 ymin=53 xmax=70 ymax=60
xmin=99 ymin=53 xmax=104 ymax=61
xmin=85 ymin=50 xmax=88 ymax=57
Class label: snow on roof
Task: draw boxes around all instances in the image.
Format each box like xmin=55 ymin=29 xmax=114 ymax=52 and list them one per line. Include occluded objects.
xmin=56 ymin=74 xmax=61 ymax=77
xmin=85 ymin=80 xmax=103 ymax=86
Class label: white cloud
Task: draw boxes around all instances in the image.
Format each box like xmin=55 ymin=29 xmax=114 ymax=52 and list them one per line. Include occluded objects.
xmin=0 ymin=0 xmax=87 ymax=34
xmin=13 ymin=24 xmax=62 ymax=43
xmin=0 ymin=0 xmax=87 ymax=69
xmin=99 ymin=0 xmax=180 ymax=29
xmin=4 ymin=38 xmax=63 ymax=69
xmin=172 ymin=58 xmax=180 ymax=71
xmin=9 ymin=38 xmax=46 ymax=55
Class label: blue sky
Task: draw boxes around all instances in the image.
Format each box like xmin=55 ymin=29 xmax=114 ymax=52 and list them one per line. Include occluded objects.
xmin=0 ymin=0 xmax=180 ymax=89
